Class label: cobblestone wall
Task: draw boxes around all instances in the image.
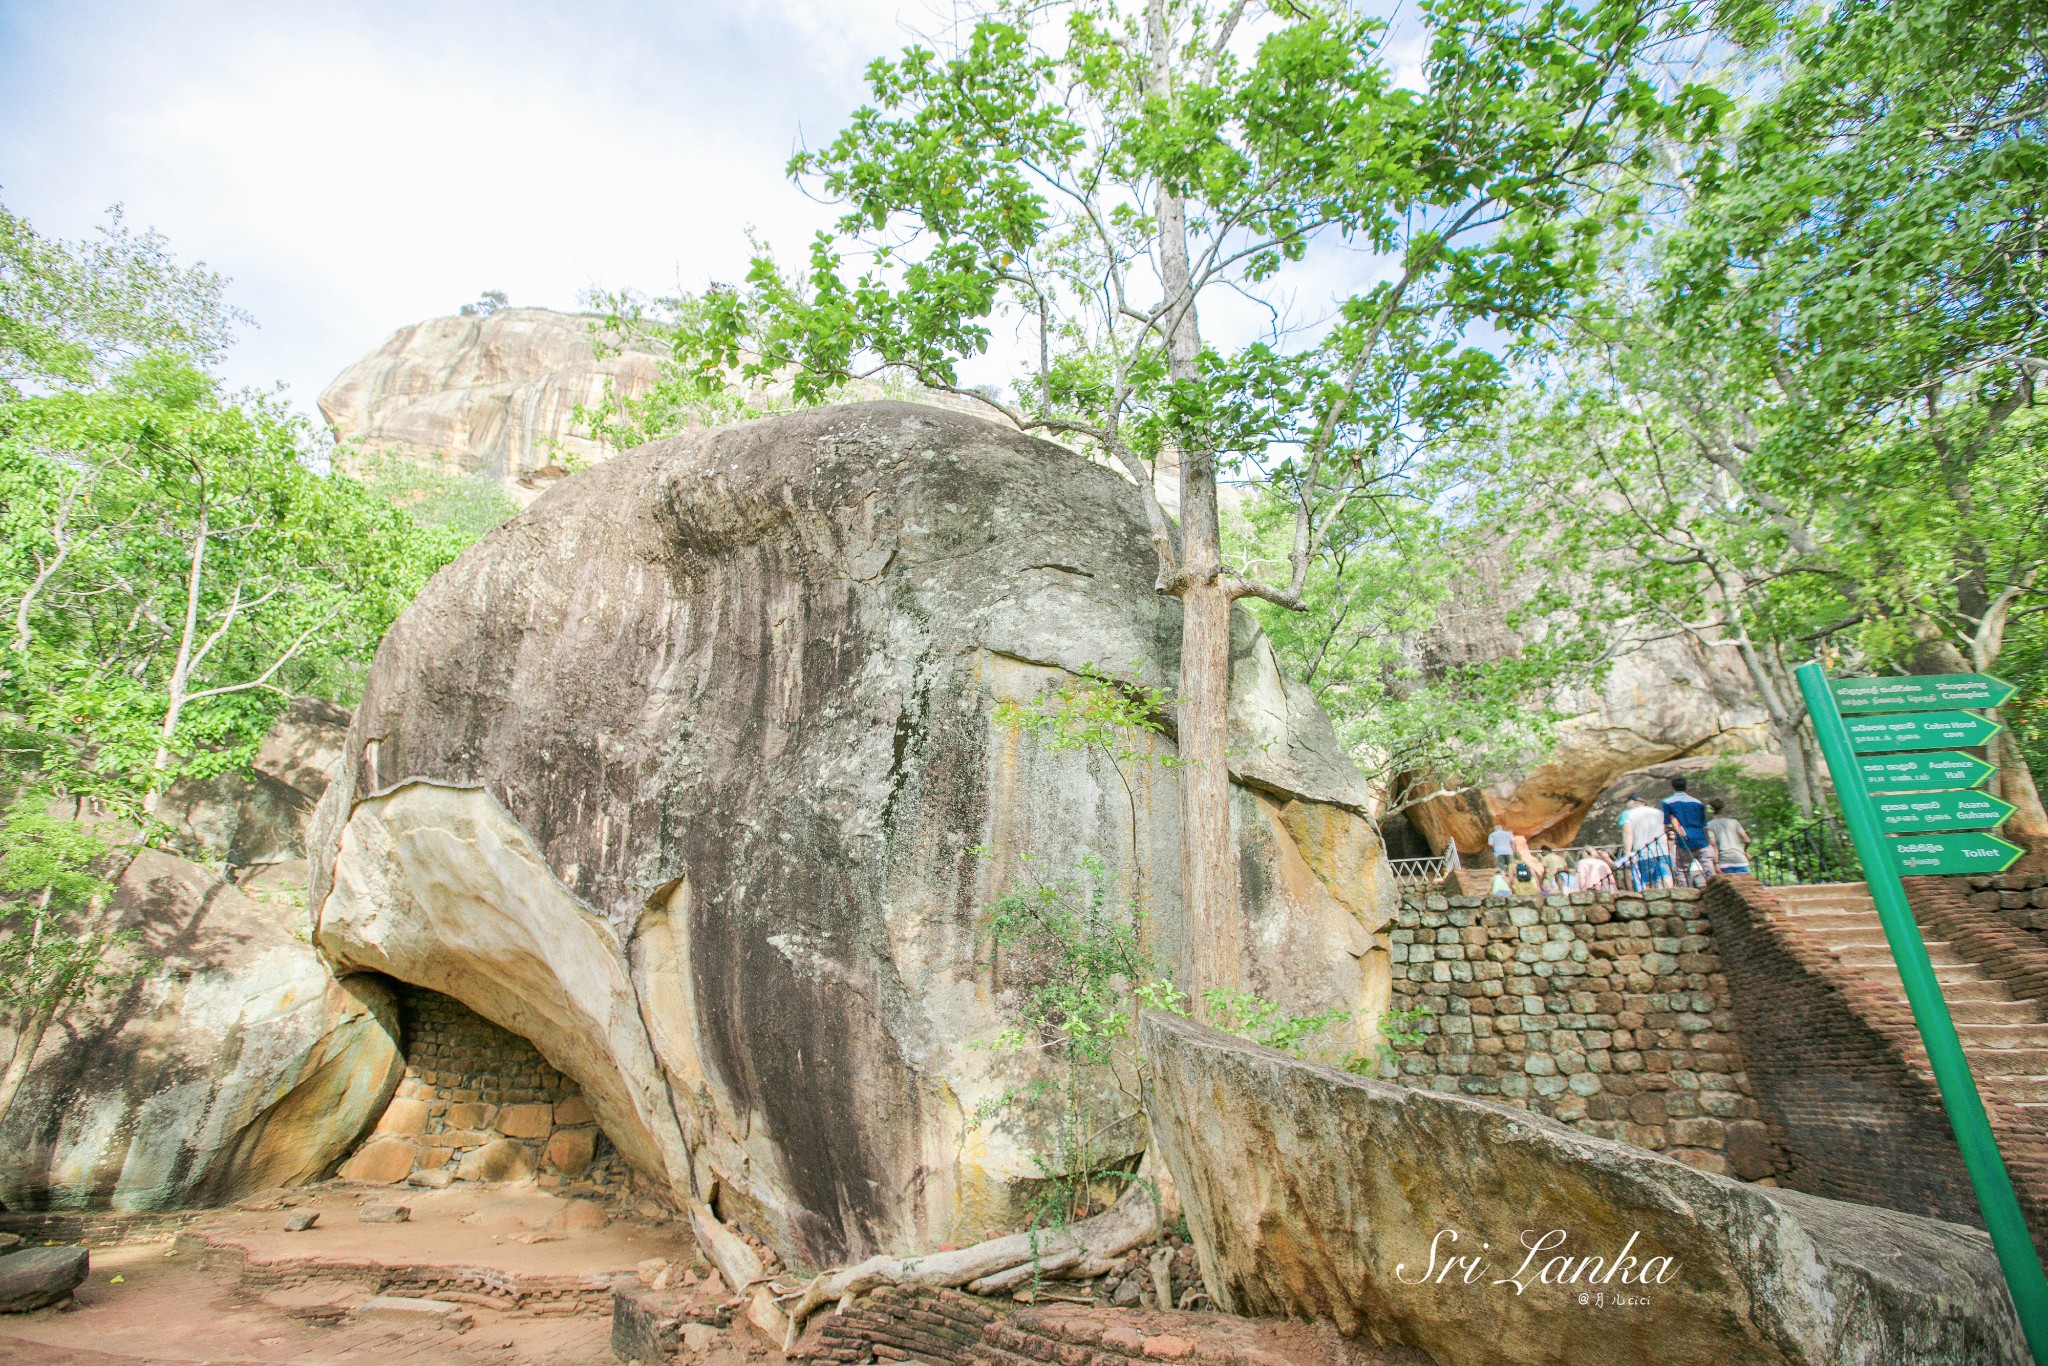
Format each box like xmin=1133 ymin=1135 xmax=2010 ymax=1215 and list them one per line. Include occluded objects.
xmin=1966 ymin=871 xmax=2048 ymax=936
xmin=1386 ymin=887 xmax=1782 ymax=1180
xmin=338 ymin=982 xmax=623 ymax=1190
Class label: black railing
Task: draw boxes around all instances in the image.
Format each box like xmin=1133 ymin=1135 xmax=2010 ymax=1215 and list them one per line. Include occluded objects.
xmin=1747 ymin=816 xmax=1860 ymax=887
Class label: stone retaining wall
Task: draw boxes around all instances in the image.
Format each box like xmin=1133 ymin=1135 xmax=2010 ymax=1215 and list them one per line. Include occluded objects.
xmin=337 ymin=983 xmax=616 ymax=1189
xmin=1385 ymin=887 xmax=1782 ymax=1179
xmin=1964 ymin=871 xmax=2048 ymax=938
xmin=1696 ymin=878 xmax=1976 ymax=1225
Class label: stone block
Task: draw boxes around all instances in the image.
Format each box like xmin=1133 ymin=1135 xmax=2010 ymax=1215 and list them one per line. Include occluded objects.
xmin=338 ymin=1137 xmax=418 ymax=1184
xmin=497 ymin=1102 xmax=554 ymax=1140
xmin=358 ymin=1203 xmax=411 ymax=1224
xmin=1725 ymin=1120 xmax=1777 ymax=1181
xmin=457 ymin=1138 xmax=536 ymax=1183
xmin=373 ymin=1097 xmax=430 ymax=1138
xmin=444 ymin=1102 xmax=497 ymax=1131
xmin=545 ymin=1125 xmax=598 ymax=1178
xmin=359 ymin=1295 xmax=472 ymax=1328
xmin=553 ymin=1094 xmax=594 ymax=1127
xmin=612 ymin=1283 xmax=680 ymax=1362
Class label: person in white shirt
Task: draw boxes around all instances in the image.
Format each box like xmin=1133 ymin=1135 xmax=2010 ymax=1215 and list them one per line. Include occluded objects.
xmin=1620 ymin=795 xmax=1670 ymax=889
xmin=1488 ymin=819 xmax=1517 ymax=873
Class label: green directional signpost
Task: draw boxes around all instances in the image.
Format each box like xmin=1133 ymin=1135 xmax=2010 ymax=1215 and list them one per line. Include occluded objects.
xmin=1844 ymin=709 xmax=2005 ymax=753
xmin=1858 ymin=750 xmax=1998 ymax=794
xmin=1799 ymin=662 xmax=2044 ymax=1362
xmin=1873 ymin=789 xmax=2019 ymax=834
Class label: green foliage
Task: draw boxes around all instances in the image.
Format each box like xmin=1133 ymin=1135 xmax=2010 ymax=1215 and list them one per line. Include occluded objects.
xmin=0 ymin=202 xmax=466 ymax=818
xmin=0 ymin=794 xmax=139 ymax=1025
xmin=1229 ymin=485 xmax=1600 ymax=813
xmin=992 ymin=663 xmax=1182 ymax=776
xmin=1199 ymin=989 xmax=1349 ymax=1055
xmin=355 ymin=451 xmax=521 ymax=544
xmin=1 ymin=203 xmax=243 ymax=396
xmin=1374 ymin=1004 xmax=1436 ymax=1076
xmin=611 ymin=0 xmax=1713 ymax=606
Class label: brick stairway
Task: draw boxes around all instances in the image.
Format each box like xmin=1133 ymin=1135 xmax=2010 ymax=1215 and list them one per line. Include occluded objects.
xmin=1768 ymin=882 xmax=2048 ymax=1238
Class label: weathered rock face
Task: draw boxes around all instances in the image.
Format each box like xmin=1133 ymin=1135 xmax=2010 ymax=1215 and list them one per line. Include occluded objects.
xmin=310 ymin=402 xmax=1394 ymax=1269
xmin=1410 ymin=629 xmax=1771 ymax=853
xmin=156 ymin=697 xmax=351 ymax=872
xmin=318 ymin=308 xmax=664 ymax=503
xmin=1143 ymin=1012 xmax=2025 ymax=1366
xmin=0 ymin=849 xmax=403 ymax=1211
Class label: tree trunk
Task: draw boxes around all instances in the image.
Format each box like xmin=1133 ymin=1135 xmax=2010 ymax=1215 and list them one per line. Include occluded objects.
xmin=1177 ymin=574 xmax=1240 ymax=998
xmin=0 ymin=1003 xmax=55 ymax=1133
xmin=1142 ymin=12 xmax=1241 ymax=1002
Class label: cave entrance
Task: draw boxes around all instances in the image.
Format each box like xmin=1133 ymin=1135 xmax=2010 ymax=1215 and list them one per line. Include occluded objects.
xmin=338 ymin=979 xmax=624 ymax=1192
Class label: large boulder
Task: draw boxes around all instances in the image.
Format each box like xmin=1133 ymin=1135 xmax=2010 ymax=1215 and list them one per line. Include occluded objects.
xmin=0 ymin=848 xmax=403 ymax=1211
xmin=310 ymin=401 xmax=1395 ymax=1268
xmin=319 ymin=307 xmax=666 ymax=502
xmin=1143 ymin=1012 xmax=2025 ymax=1366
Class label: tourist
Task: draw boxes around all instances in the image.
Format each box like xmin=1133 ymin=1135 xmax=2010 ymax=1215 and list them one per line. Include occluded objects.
xmin=1539 ymin=844 xmax=1570 ymax=893
xmin=1709 ymin=800 xmax=1752 ymax=875
xmin=1490 ymin=867 xmax=1512 ymax=897
xmin=1488 ymin=819 xmax=1516 ymax=873
xmin=1577 ymin=847 xmax=1616 ymax=893
xmin=1661 ymin=777 xmax=1713 ymax=886
xmin=1510 ymin=859 xmax=1541 ymax=897
xmin=1621 ymin=794 xmax=1668 ymax=889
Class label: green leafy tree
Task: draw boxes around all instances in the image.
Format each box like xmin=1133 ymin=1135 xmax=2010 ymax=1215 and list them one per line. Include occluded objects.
xmin=1230 ymin=483 xmax=1599 ymax=820
xmin=2 ymin=359 xmax=461 ymax=808
xmin=1473 ymin=0 xmax=2048 ymax=842
xmin=625 ymin=0 xmax=1710 ymax=996
xmin=0 ymin=795 xmax=138 ymax=1127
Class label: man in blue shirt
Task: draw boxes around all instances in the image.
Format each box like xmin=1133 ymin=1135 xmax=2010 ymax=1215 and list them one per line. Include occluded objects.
xmin=1661 ymin=778 xmax=1712 ymax=885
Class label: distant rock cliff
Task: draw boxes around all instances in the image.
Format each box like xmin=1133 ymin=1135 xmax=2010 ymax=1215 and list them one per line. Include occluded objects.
xmin=318 ymin=308 xmax=661 ymax=504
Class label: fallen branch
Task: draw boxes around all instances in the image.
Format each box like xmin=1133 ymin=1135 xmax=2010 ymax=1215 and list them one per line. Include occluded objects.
xmin=689 ymin=1201 xmax=791 ymax=1345
xmin=779 ymin=1180 xmax=1163 ymax=1348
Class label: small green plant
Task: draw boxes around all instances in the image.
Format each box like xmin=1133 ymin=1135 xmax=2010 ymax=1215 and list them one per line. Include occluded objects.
xmin=971 ymin=846 xmax=1169 ymax=1228
xmin=1367 ymin=1004 xmax=1435 ymax=1077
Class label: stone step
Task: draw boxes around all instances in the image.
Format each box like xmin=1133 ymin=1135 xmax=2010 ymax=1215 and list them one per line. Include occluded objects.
xmin=1957 ymin=1024 xmax=2048 ymax=1050
xmin=1959 ymin=1048 xmax=2048 ymax=1076
xmin=1849 ymin=959 xmax=2003 ymax=993
xmin=1948 ymin=999 xmax=2040 ymax=1024
xmin=1833 ymin=945 xmax=1977 ymax=971
xmin=1984 ymin=1077 xmax=2048 ymax=1104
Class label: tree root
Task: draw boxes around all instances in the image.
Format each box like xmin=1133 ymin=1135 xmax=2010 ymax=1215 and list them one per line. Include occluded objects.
xmin=689 ymin=1200 xmax=792 ymax=1345
xmin=778 ymin=1182 xmax=1164 ymax=1349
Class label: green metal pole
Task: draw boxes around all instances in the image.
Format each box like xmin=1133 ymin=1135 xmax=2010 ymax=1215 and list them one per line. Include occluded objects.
xmin=1797 ymin=661 xmax=2048 ymax=1361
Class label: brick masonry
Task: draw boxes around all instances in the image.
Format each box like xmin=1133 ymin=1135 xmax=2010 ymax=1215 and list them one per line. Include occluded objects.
xmin=792 ymin=1285 xmax=1407 ymax=1366
xmin=338 ymin=982 xmax=622 ymax=1190
xmin=1385 ymin=887 xmax=1782 ymax=1180
xmin=1698 ymin=878 xmax=1980 ymax=1224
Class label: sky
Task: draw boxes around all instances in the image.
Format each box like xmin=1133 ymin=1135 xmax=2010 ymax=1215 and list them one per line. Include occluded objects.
xmin=1 ymin=0 xmax=1426 ymax=423
xmin=0 ymin=0 xmax=949 ymax=415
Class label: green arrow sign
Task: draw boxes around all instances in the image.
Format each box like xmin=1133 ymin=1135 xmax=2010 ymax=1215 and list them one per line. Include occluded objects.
xmin=1857 ymin=750 xmax=1998 ymax=793
xmin=1846 ymin=710 xmax=2004 ymax=754
xmin=1874 ymin=790 xmax=2016 ymax=833
xmin=1831 ymin=673 xmax=2017 ymax=713
xmin=1891 ymin=832 xmax=2024 ymax=876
